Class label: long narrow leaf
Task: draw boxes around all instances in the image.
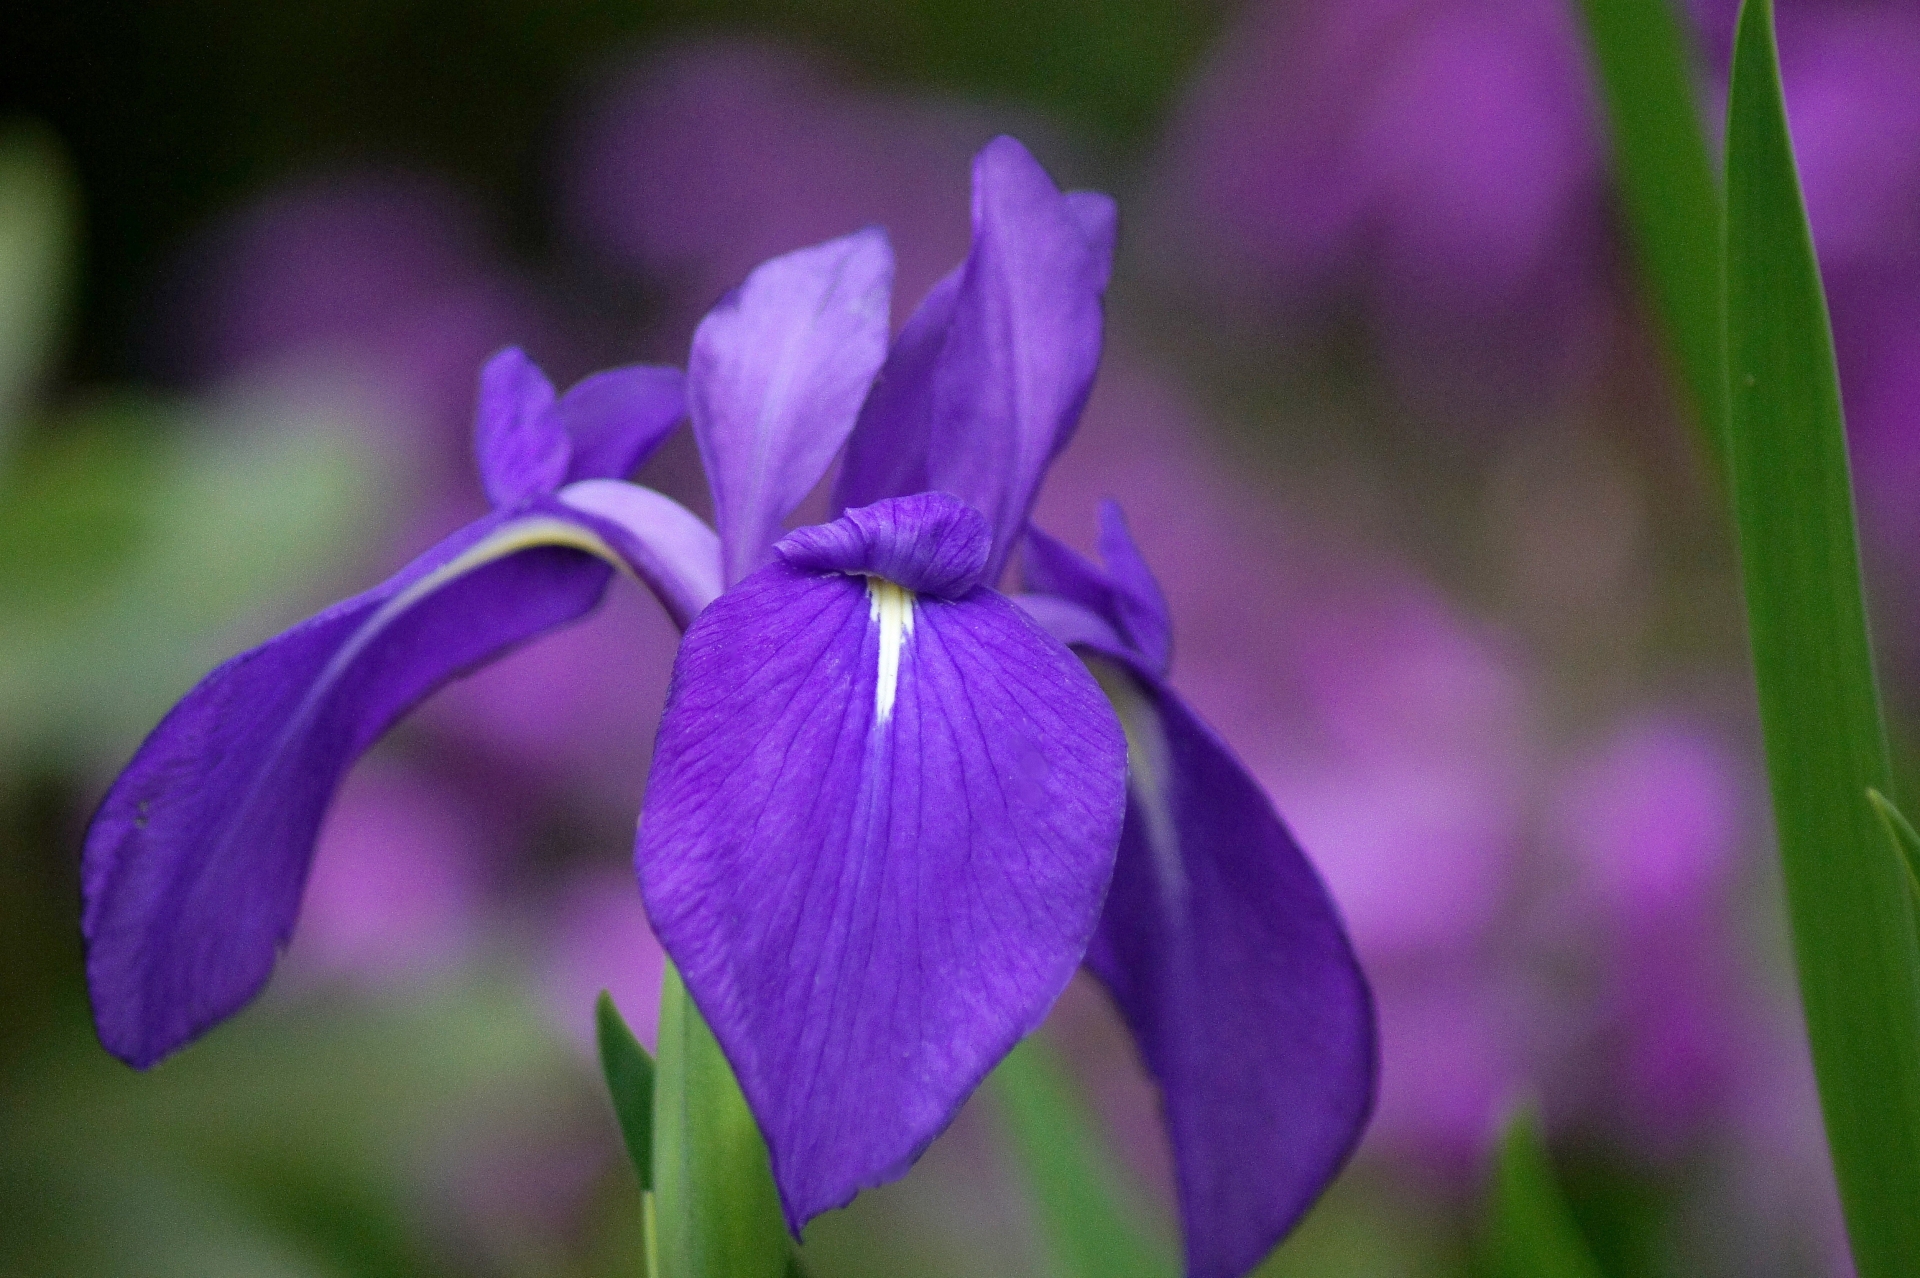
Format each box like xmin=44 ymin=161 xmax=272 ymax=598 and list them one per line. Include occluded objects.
xmin=1573 ymin=0 xmax=1727 ymax=470
xmin=1486 ymin=1109 xmax=1605 ymax=1278
xmin=651 ymin=964 xmax=793 ymax=1278
xmin=1723 ymin=2 xmax=1920 ymax=1270
xmin=596 ymin=990 xmax=657 ymax=1190
xmin=988 ymin=1036 xmax=1177 ymax=1278
xmin=1866 ymin=789 xmax=1920 ymax=905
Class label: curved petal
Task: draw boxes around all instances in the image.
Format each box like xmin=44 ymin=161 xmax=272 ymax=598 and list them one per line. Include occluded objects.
xmin=81 ymin=492 xmax=714 ymax=1069
xmin=836 ymin=139 xmax=1115 ymax=578
xmin=778 ymin=491 xmax=989 ymax=599
xmin=475 ymin=347 xmax=570 ymax=506
xmin=1023 ymin=503 xmax=1171 ymax=675
xmin=1093 ymin=502 xmax=1172 ymax=672
xmin=922 ymin=139 xmax=1117 ymax=579
xmin=636 ymin=553 xmax=1126 ymax=1230
xmin=1082 ymin=658 xmax=1376 ymax=1278
xmin=1013 ymin=591 xmax=1130 ymax=660
xmin=557 ymin=479 xmax=723 ymax=626
xmin=688 ymin=227 xmax=894 ymax=585
xmin=555 ymin=363 xmax=688 ymax=484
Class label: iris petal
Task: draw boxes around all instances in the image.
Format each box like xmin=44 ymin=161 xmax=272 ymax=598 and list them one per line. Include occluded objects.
xmin=836 ymin=138 xmax=1115 ymax=579
xmin=1083 ymin=658 xmax=1376 ymax=1278
xmin=688 ymin=227 xmax=894 ymax=584
xmin=554 ymin=363 xmax=687 ymax=484
xmin=1025 ymin=505 xmax=1171 ymax=675
xmin=636 ymin=514 xmax=1126 ymax=1230
xmin=474 ymin=347 xmax=570 ymax=506
xmin=83 ymin=490 xmax=718 ymax=1068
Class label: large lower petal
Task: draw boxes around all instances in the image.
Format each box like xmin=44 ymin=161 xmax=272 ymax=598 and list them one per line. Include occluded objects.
xmin=637 ymin=558 xmax=1126 ymax=1230
xmin=688 ymin=227 xmax=893 ymax=585
xmin=82 ymin=490 xmax=717 ymax=1068
xmin=1082 ymin=658 xmax=1376 ymax=1278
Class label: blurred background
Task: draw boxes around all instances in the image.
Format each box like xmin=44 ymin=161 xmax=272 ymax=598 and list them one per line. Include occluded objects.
xmin=3 ymin=0 xmax=1916 ymax=1273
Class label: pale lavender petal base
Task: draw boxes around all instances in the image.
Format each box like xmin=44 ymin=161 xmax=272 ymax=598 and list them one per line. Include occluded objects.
xmin=637 ymin=499 xmax=1126 ymax=1229
xmin=1084 ymin=659 xmax=1376 ymax=1278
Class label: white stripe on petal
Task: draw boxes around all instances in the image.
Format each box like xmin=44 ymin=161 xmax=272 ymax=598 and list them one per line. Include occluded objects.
xmin=867 ymin=577 xmax=916 ymax=723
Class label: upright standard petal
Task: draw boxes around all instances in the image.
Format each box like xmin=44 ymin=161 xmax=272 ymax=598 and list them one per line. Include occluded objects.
xmin=688 ymin=227 xmax=894 ymax=585
xmin=831 ymin=266 xmax=961 ymax=514
xmin=1082 ymin=661 xmax=1374 ymax=1278
xmin=475 ymin=347 xmax=570 ymax=507
xmin=554 ymin=363 xmax=687 ymax=484
xmin=83 ymin=488 xmax=720 ymax=1068
xmin=836 ymin=139 xmax=1115 ymax=579
xmin=636 ymin=494 xmax=1127 ymax=1231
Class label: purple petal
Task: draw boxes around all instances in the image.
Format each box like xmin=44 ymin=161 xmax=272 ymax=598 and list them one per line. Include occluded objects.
xmin=777 ymin=492 xmax=990 ymax=598
xmin=1014 ymin=592 xmax=1130 ymax=657
xmin=688 ymin=227 xmax=894 ymax=584
xmin=475 ymin=347 xmax=571 ymax=507
xmin=832 ymin=265 xmax=962 ymax=513
xmin=906 ymin=137 xmax=1117 ymax=580
xmin=1023 ymin=502 xmax=1171 ymax=674
xmin=836 ymin=139 xmax=1115 ymax=576
xmin=1064 ymin=190 xmax=1119 ymax=291
xmin=81 ymin=492 xmax=716 ymax=1068
xmin=636 ymin=536 xmax=1127 ymax=1228
xmin=1094 ymin=502 xmax=1172 ymax=673
xmin=557 ymin=479 xmax=724 ymax=626
xmin=1082 ymin=659 xmax=1375 ymax=1278
xmin=554 ymin=363 xmax=688 ymax=484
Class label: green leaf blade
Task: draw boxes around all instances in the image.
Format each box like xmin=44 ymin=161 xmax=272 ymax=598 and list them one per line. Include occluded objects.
xmin=1573 ymin=0 xmax=1726 ymax=470
xmin=1723 ymin=2 xmax=1920 ymax=1271
xmin=650 ymin=964 xmax=792 ymax=1278
xmin=595 ymin=990 xmax=657 ymax=1191
xmin=988 ymin=1037 xmax=1177 ymax=1278
xmin=1486 ymin=1109 xmax=1605 ymax=1278
xmin=1867 ymin=789 xmax=1920 ymax=905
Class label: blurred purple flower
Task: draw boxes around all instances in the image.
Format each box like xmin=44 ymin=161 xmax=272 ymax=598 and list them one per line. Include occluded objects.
xmin=1550 ymin=715 xmax=1751 ymax=1150
xmin=153 ymin=169 xmax=556 ymax=487
xmin=563 ymin=40 xmax=980 ymax=331
xmin=538 ymin=864 xmax=668 ymax=1054
xmin=1152 ymin=0 xmax=1606 ymax=405
xmin=281 ymin=761 xmax=488 ymax=982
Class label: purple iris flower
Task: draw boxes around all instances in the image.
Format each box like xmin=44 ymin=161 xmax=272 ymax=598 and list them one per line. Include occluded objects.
xmin=81 ymin=347 xmax=712 ymax=1066
xmin=83 ymin=133 xmax=1374 ymax=1278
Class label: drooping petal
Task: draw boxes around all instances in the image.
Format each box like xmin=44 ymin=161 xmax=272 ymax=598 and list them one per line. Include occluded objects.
xmin=1023 ymin=502 xmax=1171 ymax=674
xmin=82 ymin=491 xmax=717 ymax=1068
xmin=688 ymin=227 xmax=894 ymax=584
xmin=475 ymin=347 xmax=570 ymax=506
xmin=1081 ymin=658 xmax=1376 ymax=1278
xmin=835 ymin=138 xmax=1115 ymax=579
xmin=554 ymin=363 xmax=687 ymax=484
xmin=636 ymin=497 xmax=1127 ymax=1230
